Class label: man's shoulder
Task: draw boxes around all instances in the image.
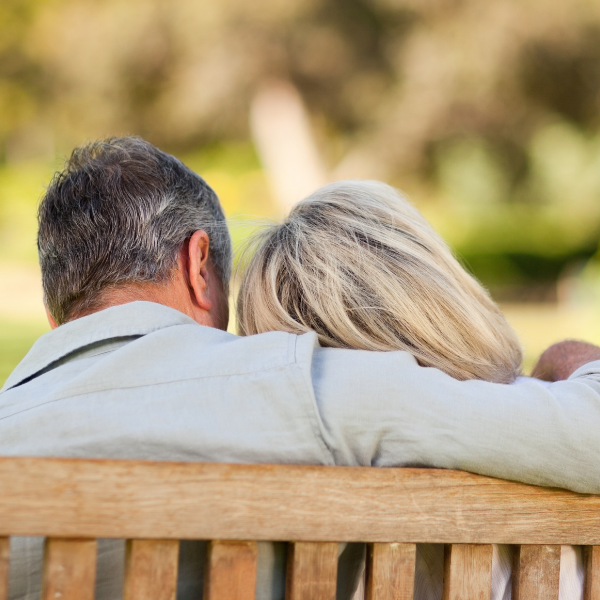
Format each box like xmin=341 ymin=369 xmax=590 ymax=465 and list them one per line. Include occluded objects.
xmin=1 ymin=301 xmax=320 ymax=395
xmin=100 ymin=318 xmax=315 ymax=385
xmin=0 ymin=302 xmax=330 ymax=464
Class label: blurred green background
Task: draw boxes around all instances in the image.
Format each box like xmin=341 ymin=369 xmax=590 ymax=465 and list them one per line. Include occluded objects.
xmin=3 ymin=0 xmax=600 ymax=384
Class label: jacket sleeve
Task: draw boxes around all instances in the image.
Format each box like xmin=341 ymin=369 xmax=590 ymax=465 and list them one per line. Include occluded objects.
xmin=309 ymin=345 xmax=600 ymax=493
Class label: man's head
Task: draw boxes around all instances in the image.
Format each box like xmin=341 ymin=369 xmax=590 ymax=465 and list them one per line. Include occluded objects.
xmin=38 ymin=136 xmax=232 ymax=328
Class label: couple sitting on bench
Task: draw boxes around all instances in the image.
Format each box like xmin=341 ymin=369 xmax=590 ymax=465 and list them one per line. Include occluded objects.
xmin=2 ymin=136 xmax=599 ymax=600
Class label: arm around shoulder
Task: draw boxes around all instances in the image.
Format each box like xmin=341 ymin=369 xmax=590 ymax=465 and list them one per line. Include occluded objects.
xmin=310 ymin=344 xmax=600 ymax=494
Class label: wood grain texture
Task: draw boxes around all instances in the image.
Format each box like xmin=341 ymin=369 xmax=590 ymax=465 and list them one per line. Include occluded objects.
xmin=2 ymin=457 xmax=600 ymax=544
xmin=123 ymin=540 xmax=179 ymax=600
xmin=41 ymin=538 xmax=97 ymax=600
xmin=585 ymin=546 xmax=600 ymax=600
xmin=442 ymin=544 xmax=492 ymax=600
xmin=512 ymin=544 xmax=560 ymax=600
xmin=365 ymin=542 xmax=416 ymax=600
xmin=204 ymin=540 xmax=257 ymax=600
xmin=0 ymin=538 xmax=8 ymax=600
xmin=286 ymin=542 xmax=338 ymax=600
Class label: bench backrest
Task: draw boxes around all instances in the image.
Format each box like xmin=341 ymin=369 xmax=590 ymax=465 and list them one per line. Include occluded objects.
xmin=0 ymin=457 xmax=599 ymax=600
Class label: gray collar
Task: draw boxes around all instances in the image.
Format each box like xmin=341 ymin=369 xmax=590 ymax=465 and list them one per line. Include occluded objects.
xmin=1 ymin=301 xmax=198 ymax=392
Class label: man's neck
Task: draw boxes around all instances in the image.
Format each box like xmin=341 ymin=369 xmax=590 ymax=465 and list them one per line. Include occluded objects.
xmin=51 ymin=256 xmax=229 ymax=331
xmin=71 ymin=282 xmax=196 ymax=324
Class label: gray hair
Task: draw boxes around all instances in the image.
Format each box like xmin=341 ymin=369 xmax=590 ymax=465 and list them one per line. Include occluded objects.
xmin=38 ymin=136 xmax=232 ymax=325
xmin=238 ymin=180 xmax=522 ymax=383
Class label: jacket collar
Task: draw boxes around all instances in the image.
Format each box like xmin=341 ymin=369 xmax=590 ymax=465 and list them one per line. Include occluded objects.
xmin=1 ymin=301 xmax=198 ymax=392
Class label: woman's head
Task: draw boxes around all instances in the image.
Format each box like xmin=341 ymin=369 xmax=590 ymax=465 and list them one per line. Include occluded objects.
xmin=237 ymin=180 xmax=522 ymax=383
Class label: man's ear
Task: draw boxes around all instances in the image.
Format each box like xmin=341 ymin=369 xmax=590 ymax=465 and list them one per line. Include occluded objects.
xmin=185 ymin=230 xmax=213 ymax=314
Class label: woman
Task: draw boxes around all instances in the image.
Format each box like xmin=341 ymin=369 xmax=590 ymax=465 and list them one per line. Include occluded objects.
xmin=237 ymin=180 xmax=583 ymax=600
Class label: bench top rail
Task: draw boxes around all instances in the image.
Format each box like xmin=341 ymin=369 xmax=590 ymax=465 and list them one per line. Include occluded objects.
xmin=0 ymin=457 xmax=599 ymax=545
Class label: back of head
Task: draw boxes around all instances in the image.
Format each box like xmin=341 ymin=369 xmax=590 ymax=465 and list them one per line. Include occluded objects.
xmin=237 ymin=180 xmax=522 ymax=383
xmin=38 ymin=136 xmax=232 ymax=325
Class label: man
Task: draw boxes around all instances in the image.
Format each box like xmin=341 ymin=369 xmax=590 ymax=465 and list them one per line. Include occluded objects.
xmin=2 ymin=136 xmax=600 ymax=599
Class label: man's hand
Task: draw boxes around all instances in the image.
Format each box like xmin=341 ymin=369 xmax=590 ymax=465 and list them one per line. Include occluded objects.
xmin=531 ymin=340 xmax=600 ymax=381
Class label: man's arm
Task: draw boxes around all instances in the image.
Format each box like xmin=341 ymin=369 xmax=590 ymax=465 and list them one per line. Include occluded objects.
xmin=531 ymin=340 xmax=600 ymax=381
xmin=309 ymin=339 xmax=600 ymax=494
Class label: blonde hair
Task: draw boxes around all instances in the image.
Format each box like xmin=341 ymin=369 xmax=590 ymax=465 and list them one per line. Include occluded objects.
xmin=237 ymin=180 xmax=522 ymax=383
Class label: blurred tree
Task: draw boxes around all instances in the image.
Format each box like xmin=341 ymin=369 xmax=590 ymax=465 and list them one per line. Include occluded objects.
xmin=2 ymin=0 xmax=599 ymax=165
xmin=2 ymin=0 xmax=600 ymax=297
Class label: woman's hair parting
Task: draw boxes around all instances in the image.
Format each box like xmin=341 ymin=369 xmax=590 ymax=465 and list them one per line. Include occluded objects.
xmin=237 ymin=180 xmax=522 ymax=383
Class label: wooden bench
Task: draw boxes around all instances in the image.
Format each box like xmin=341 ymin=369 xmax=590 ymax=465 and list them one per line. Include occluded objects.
xmin=0 ymin=457 xmax=599 ymax=600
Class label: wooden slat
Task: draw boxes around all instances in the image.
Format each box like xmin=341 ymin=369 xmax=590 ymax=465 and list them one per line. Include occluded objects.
xmin=585 ymin=546 xmax=600 ymax=600
xmin=41 ymin=538 xmax=97 ymax=600
xmin=123 ymin=540 xmax=179 ymax=600
xmin=0 ymin=538 xmax=8 ymax=600
xmin=3 ymin=457 xmax=600 ymax=544
xmin=204 ymin=540 xmax=258 ymax=600
xmin=512 ymin=544 xmax=560 ymax=600
xmin=286 ymin=542 xmax=338 ymax=600
xmin=365 ymin=542 xmax=416 ymax=600
xmin=442 ymin=544 xmax=492 ymax=600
